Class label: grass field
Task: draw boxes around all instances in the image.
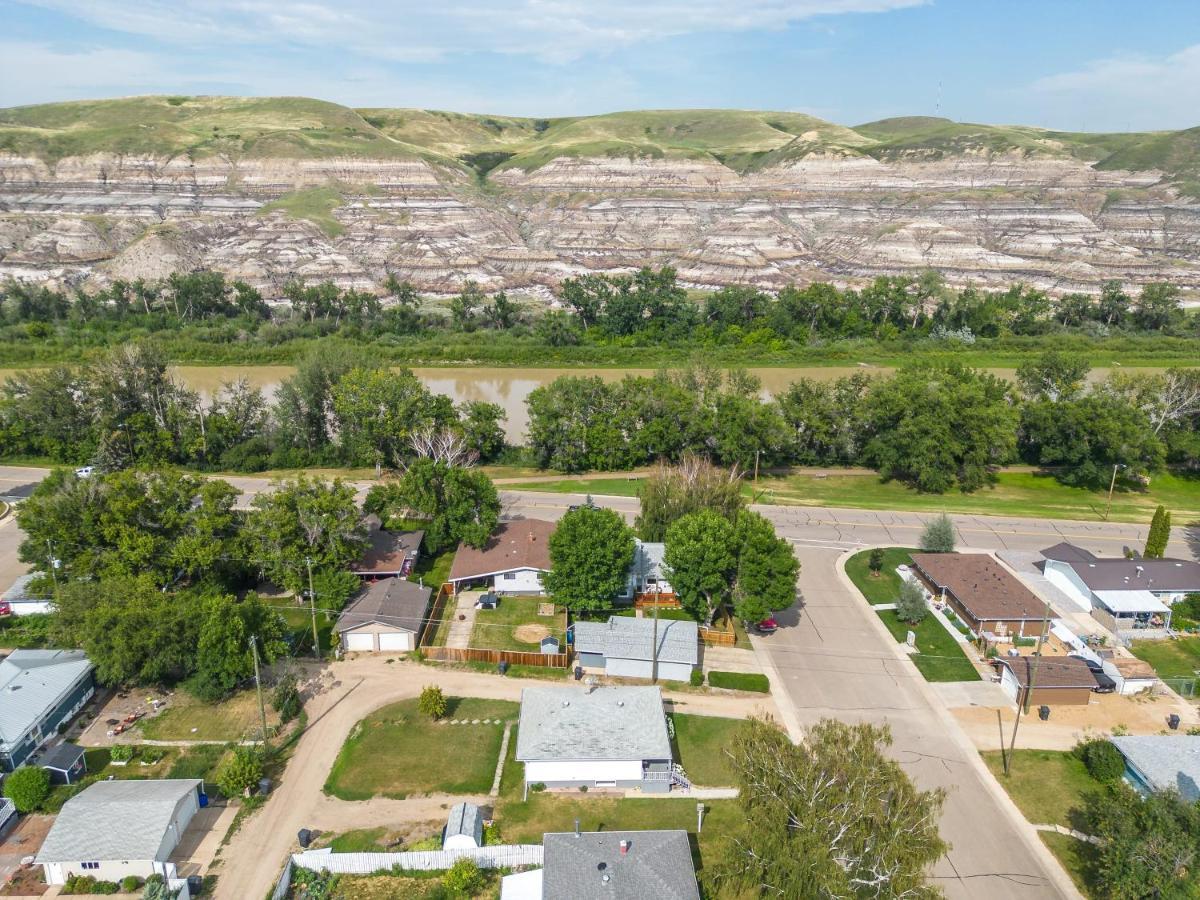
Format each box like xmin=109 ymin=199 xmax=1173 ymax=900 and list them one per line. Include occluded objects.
xmin=138 ymin=689 xmax=280 ymax=742
xmin=470 ymin=596 xmax=566 ymax=652
xmin=257 ymin=186 xmax=345 ymax=237
xmin=671 ymin=714 xmax=744 ymax=787
xmin=1040 ymin=832 xmax=1101 ymax=897
xmin=980 ymin=749 xmax=1101 ymax=829
xmin=844 ymin=547 xmax=917 ymax=604
xmin=1129 ymin=636 xmax=1200 ymax=680
xmin=279 ymin=605 xmax=336 ymax=655
xmin=324 ymin=696 xmax=518 ymax=800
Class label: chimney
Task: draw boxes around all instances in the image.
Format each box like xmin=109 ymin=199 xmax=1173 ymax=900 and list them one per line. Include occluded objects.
xmin=574 ymin=819 xmax=581 ymax=838
xmin=620 ymin=840 xmax=629 ymax=856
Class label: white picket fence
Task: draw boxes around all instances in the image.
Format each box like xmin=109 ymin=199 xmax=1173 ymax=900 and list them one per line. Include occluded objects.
xmin=291 ymin=844 xmax=543 ymax=874
xmin=0 ymin=798 xmax=16 ymax=835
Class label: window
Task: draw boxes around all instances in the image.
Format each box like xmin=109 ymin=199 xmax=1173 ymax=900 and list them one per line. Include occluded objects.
xmin=503 ymin=573 xmax=516 ymax=581
xmin=82 ymin=862 xmax=100 ymax=870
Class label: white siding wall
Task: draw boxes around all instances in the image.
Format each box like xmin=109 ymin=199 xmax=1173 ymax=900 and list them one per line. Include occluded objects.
xmin=493 ymin=569 xmax=545 ymax=594
xmin=525 ymin=759 xmax=643 ymax=784
xmin=154 ymin=789 xmax=200 ymax=861
xmin=998 ymin=665 xmax=1020 ymax=704
xmin=44 ymin=859 xmax=162 ymax=886
xmin=443 ymin=834 xmax=479 ymax=850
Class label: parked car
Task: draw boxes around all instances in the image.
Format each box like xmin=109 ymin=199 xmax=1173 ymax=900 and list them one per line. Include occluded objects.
xmin=750 ymin=617 xmax=779 ymax=635
xmin=0 ymin=601 xmax=10 ymax=617
xmin=475 ymin=592 xmax=499 ymax=610
xmin=74 ymin=465 xmax=95 ymax=478
xmin=1091 ymin=671 xmax=1117 ymax=693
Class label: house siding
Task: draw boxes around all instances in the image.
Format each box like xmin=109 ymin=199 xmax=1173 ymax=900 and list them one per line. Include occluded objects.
xmin=524 ymin=758 xmax=672 ymax=793
xmin=492 ymin=569 xmax=545 ymax=595
xmin=1 ymin=671 xmax=95 ymax=772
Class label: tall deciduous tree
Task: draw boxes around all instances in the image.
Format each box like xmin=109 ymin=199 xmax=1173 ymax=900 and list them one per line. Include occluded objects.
xmin=330 ymin=366 xmax=453 ymax=467
xmin=636 ymin=455 xmax=745 ymax=542
xmin=714 ymin=717 xmax=947 ymax=899
xmin=544 ymin=506 xmax=636 ymax=612
xmin=189 ymin=593 xmax=288 ymax=700
xmin=732 ymin=511 xmax=798 ymax=623
xmin=364 ymin=459 xmax=499 ymax=554
xmin=1015 ymin=351 xmax=1090 ymax=402
xmin=244 ymin=476 xmax=367 ymax=593
xmin=664 ymin=510 xmax=736 ymax=624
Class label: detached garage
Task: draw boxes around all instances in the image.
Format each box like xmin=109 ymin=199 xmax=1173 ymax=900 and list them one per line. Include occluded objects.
xmin=993 ymin=656 xmax=1097 ymax=706
xmin=338 ymin=577 xmax=432 ymax=654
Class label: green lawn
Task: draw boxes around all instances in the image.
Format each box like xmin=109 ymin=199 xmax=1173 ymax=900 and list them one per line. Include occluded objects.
xmin=672 ymin=714 xmax=743 ymax=786
xmin=981 ymin=749 xmax=1102 ymax=829
xmin=844 ymin=548 xmax=917 ymax=605
xmin=1129 ymin=636 xmax=1200 ymax=680
xmin=167 ymin=743 xmax=230 ymax=783
xmin=875 ymin=609 xmax=980 ymax=682
xmin=470 ymin=596 xmax=566 ymax=652
xmin=280 ymin=605 xmax=336 ymax=655
xmin=324 ymin=697 xmax=518 ymax=800
xmin=138 ymin=689 xmax=279 ymax=742
xmin=1040 ymin=832 xmax=1101 ymax=898
xmin=511 ymin=477 xmax=644 ymax=497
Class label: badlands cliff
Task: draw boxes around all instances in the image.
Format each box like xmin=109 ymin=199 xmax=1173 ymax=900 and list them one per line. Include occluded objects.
xmin=1 ymin=98 xmax=1197 ymax=297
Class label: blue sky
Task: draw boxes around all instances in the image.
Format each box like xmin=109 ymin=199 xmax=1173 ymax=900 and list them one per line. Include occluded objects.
xmin=1 ymin=0 xmax=1198 ymax=131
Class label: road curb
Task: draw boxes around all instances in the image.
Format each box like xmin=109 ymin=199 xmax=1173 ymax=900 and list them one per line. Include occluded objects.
xmin=835 ymin=546 xmax=1084 ymax=900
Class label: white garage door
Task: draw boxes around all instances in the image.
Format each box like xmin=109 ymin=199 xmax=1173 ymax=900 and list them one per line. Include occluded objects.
xmin=344 ymin=632 xmax=376 ymax=652
xmin=378 ymin=632 xmax=412 ymax=652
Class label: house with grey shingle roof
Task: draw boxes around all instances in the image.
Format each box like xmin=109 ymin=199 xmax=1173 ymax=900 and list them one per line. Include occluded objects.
xmin=337 ymin=576 xmax=432 ymax=653
xmin=36 ymin=778 xmax=204 ymax=885
xmin=0 ymin=649 xmax=94 ymax=772
xmin=1111 ymin=735 xmax=1200 ymax=802
xmin=515 ymin=686 xmax=682 ymax=794
xmin=500 ymin=829 xmax=700 ymax=900
xmin=573 ymin=616 xmax=698 ymax=681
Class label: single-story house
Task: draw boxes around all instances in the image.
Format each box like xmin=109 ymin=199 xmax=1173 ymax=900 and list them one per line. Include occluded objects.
xmin=501 ymin=829 xmax=700 ymax=900
xmin=572 ymin=616 xmax=699 ymax=682
xmin=41 ymin=742 xmax=87 ymax=785
xmin=910 ymin=553 xmax=1048 ymax=638
xmin=0 ymin=650 xmax=95 ymax=772
xmin=515 ymin=686 xmax=678 ymax=794
xmin=617 ymin=541 xmax=674 ymax=603
xmin=1110 ymin=735 xmax=1200 ymax=802
xmin=993 ymin=655 xmax=1098 ymax=706
xmin=1041 ymin=543 xmax=1200 ymax=633
xmin=0 ymin=574 xmax=52 ymax=616
xmin=337 ymin=577 xmax=432 ymax=654
xmin=443 ymin=802 xmax=484 ymax=850
xmin=36 ymin=778 xmax=204 ymax=885
xmin=351 ymin=515 xmax=424 ymax=578
xmin=448 ymin=519 xmax=555 ymax=595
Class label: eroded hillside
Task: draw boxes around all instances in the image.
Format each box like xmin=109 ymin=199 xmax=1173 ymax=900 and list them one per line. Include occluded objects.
xmin=1 ymin=96 xmax=1198 ymax=297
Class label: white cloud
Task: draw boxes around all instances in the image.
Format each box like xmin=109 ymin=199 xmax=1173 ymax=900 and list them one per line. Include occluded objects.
xmin=20 ymin=0 xmax=927 ymax=63
xmin=1027 ymin=43 xmax=1200 ymax=131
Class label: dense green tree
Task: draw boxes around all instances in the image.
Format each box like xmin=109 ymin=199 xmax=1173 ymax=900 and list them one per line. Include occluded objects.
xmin=731 ymin=511 xmax=798 ymax=623
xmin=775 ymin=374 xmax=871 ymax=465
xmin=1015 ymin=351 xmax=1091 ymax=402
xmin=868 ymin=548 xmax=885 ymax=576
xmin=243 ymin=476 xmax=367 ymax=593
xmin=449 ymin=282 xmax=485 ymax=331
xmin=1132 ymin=283 xmax=1182 ymax=332
xmin=330 ymin=366 xmax=452 ymax=467
xmin=418 ymin=684 xmax=448 ymax=720
xmin=714 ymin=718 xmax=947 ymax=899
xmin=1072 ymin=739 xmax=1125 ymax=784
xmin=1020 ymin=394 xmax=1165 ymax=488
xmin=544 ymin=506 xmax=636 ymax=612
xmin=217 ymin=745 xmax=265 ymax=796
xmin=860 ymin=364 xmax=1018 ymax=493
xmin=189 ymin=593 xmax=288 ymax=700
xmin=364 ymin=460 xmax=499 ymax=554
xmin=1144 ymin=505 xmax=1171 ymax=559
xmin=664 ymin=510 xmax=737 ymax=624
xmin=896 ymin=580 xmax=929 ymax=625
xmin=526 ymin=376 xmax=627 ymax=472
xmin=272 ymin=345 xmax=356 ymax=455
xmin=635 ymin=456 xmax=745 ymax=542
xmin=533 ymin=309 xmax=583 ymax=345
xmin=0 ymin=366 xmax=96 ymax=462
xmin=3 ymin=766 xmax=51 ymax=813
xmin=457 ymin=401 xmax=506 ymax=463
xmin=919 ymin=514 xmax=957 ymax=553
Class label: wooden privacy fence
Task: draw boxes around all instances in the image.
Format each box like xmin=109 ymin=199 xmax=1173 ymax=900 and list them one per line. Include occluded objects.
xmin=634 ymin=594 xmax=681 ymax=609
xmin=418 ymin=582 xmax=454 ymax=647
xmin=291 ymin=844 xmax=544 ymax=874
xmin=698 ymin=626 xmax=737 ymax=647
xmin=422 ymin=645 xmax=570 ymax=668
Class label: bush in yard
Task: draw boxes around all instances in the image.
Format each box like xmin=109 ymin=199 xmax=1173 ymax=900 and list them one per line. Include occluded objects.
xmin=419 ymin=684 xmax=448 ymax=720
xmin=3 ymin=764 xmax=51 ymax=812
xmin=919 ymin=513 xmax=956 ymax=553
xmin=109 ymin=743 xmax=134 ymax=763
xmin=216 ymin=745 xmax=264 ymax=797
xmin=443 ymin=857 xmax=485 ymax=896
xmin=1074 ymin=739 xmax=1125 ymax=783
xmin=690 ymin=669 xmax=705 ymax=687
xmin=708 ymin=671 xmax=770 ymax=692
xmin=868 ymin=548 xmax=885 ymax=576
xmin=120 ymin=876 xmax=143 ymax=892
xmin=271 ymin=670 xmax=303 ymax=724
xmin=895 ymin=580 xmax=929 ymax=625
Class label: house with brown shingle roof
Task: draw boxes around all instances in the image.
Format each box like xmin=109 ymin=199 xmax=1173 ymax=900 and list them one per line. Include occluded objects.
xmin=350 ymin=515 xmax=424 ymax=578
xmin=448 ymin=519 xmax=556 ymax=594
xmin=993 ymin=655 xmax=1098 ymax=706
xmin=910 ymin=553 xmax=1047 ymax=638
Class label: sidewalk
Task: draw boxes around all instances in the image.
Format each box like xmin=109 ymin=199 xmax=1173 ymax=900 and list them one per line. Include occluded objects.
xmin=445 ymin=591 xmax=481 ymax=649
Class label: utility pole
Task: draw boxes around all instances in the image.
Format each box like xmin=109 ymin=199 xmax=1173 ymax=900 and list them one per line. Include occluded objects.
xmin=1104 ymin=463 xmax=1124 ymax=521
xmin=1003 ymin=600 xmax=1052 ymax=776
xmin=753 ymin=449 xmax=760 ymax=487
xmin=306 ymin=557 xmax=320 ymax=659
xmin=249 ymin=635 xmax=268 ymax=744
xmin=46 ymin=540 xmax=58 ymax=588
xmin=651 ymin=583 xmax=660 ymax=684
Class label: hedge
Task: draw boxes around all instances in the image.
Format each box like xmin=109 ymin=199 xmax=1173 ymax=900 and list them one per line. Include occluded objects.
xmin=708 ymin=671 xmax=771 ymax=693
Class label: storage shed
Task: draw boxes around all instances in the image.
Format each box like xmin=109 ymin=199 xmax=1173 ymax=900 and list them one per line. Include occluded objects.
xmin=443 ymin=802 xmax=484 ymax=850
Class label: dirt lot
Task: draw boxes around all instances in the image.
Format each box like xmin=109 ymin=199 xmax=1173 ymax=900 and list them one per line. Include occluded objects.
xmin=951 ymin=687 xmax=1200 ymax=751
xmin=0 ymin=814 xmax=52 ymax=893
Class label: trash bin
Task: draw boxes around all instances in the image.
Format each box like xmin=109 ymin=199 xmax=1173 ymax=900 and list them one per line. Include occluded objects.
xmin=574 ymin=665 xmax=583 ymax=681
xmin=298 ymin=828 xmax=313 ymax=849
xmin=186 ymin=875 xmax=203 ymax=895
xmin=1038 ymin=705 xmax=1050 ymax=721
xmin=498 ymin=661 xmax=509 ymax=676
xmin=1168 ymin=713 xmax=1181 ymax=730
xmin=258 ymin=777 xmax=272 ymax=796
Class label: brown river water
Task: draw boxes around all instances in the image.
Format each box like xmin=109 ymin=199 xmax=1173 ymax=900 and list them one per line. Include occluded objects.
xmin=0 ymin=365 xmax=1166 ymax=443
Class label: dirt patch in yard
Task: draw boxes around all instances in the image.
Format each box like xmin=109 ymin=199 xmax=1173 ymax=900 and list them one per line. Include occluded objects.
xmin=513 ymin=623 xmax=551 ymax=644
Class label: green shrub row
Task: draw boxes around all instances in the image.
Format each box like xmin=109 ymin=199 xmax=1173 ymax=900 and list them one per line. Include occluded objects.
xmin=708 ymin=671 xmax=771 ymax=693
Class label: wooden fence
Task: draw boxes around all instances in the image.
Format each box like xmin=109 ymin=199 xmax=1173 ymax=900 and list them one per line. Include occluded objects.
xmin=418 ymin=582 xmax=455 ymax=647
xmin=291 ymin=844 xmax=544 ymax=874
xmin=634 ymin=593 xmax=681 ymax=609
xmin=698 ymin=626 xmax=737 ymax=647
xmin=421 ymin=645 xmax=571 ymax=668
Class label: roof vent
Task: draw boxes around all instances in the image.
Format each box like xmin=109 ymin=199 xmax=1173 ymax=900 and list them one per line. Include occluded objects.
xmin=562 ymin=700 xmax=570 ymax=708
xmin=602 ymin=874 xmax=610 ymax=883
xmin=617 ymin=700 xmax=624 ymax=707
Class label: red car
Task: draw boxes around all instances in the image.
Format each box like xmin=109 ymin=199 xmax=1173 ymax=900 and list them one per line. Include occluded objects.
xmin=0 ymin=601 xmax=11 ymax=617
xmin=752 ymin=617 xmax=779 ymax=635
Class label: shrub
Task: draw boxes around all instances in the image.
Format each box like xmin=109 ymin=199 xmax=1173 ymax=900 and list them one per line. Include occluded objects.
xmin=443 ymin=857 xmax=485 ymax=896
xmin=216 ymin=745 xmax=264 ymax=797
xmin=895 ymin=580 xmax=929 ymax=625
xmin=578 ymin=784 xmax=589 ymax=792
xmin=418 ymin=685 xmax=448 ymax=720
xmin=1074 ymin=739 xmax=1126 ymax=783
xmin=62 ymin=875 xmax=120 ymax=895
xmin=482 ymin=821 xmax=502 ymax=846
xmin=529 ymin=782 xmax=546 ymax=793
xmin=708 ymin=671 xmax=770 ymax=692
xmin=3 ymin=765 xmax=51 ymax=812
xmin=689 ymin=669 xmax=705 ymax=687
xmin=919 ymin=514 xmax=956 ymax=553
xmin=121 ymin=875 xmax=143 ymax=892
xmin=272 ymin=671 xmax=303 ymax=724
xmin=109 ymin=743 xmax=135 ymax=763
xmin=140 ymin=745 xmax=166 ymax=764
xmin=868 ymin=548 xmax=885 ymax=575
